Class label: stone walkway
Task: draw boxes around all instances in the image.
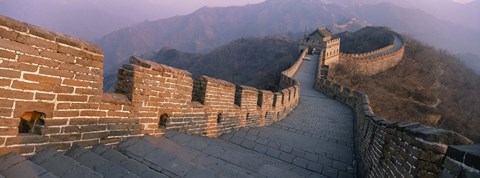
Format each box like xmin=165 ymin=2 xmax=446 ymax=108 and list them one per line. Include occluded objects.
xmin=220 ymin=55 xmax=356 ymax=177
xmin=0 ymin=55 xmax=356 ymax=178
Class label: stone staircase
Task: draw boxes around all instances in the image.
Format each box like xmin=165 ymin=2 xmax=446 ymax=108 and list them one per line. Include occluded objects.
xmin=0 ymin=132 xmax=327 ymax=178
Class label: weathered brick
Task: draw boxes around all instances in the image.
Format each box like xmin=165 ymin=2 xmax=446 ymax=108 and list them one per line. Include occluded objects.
xmin=53 ymin=86 xmax=74 ymax=93
xmin=57 ymin=95 xmax=88 ymax=102
xmin=107 ymin=111 xmax=129 ymax=117
xmin=0 ymin=108 xmax=13 ymax=117
xmin=53 ymin=111 xmax=79 ymax=117
xmin=63 ymin=126 xmax=80 ymax=133
xmin=75 ymin=88 xmax=101 ymax=95
xmin=69 ymin=118 xmax=98 ymax=125
xmin=100 ymin=137 xmax=121 ymax=145
xmin=0 ymin=37 xmax=39 ymax=55
xmin=62 ymin=78 xmax=90 ymax=87
xmin=0 ymin=127 xmax=17 ymax=135
xmin=80 ymin=110 xmax=106 ymax=117
xmin=70 ymin=103 xmax=99 ymax=110
xmin=0 ymin=27 xmax=19 ymax=41
xmin=44 ymin=127 xmax=61 ymax=134
xmin=0 ymin=145 xmax=34 ymax=156
xmin=16 ymin=34 xmax=57 ymax=50
xmin=0 ymin=68 xmax=21 ymax=78
xmin=34 ymin=142 xmax=70 ymax=152
xmin=57 ymin=44 xmax=84 ymax=57
xmin=0 ymin=59 xmax=38 ymax=72
xmin=39 ymin=50 xmax=75 ymax=63
xmin=27 ymin=24 xmax=55 ymax=40
xmin=99 ymin=104 xmax=122 ymax=111
xmin=18 ymin=54 xmax=60 ymax=68
xmin=74 ymin=139 xmax=100 ymax=147
xmin=0 ymin=99 xmax=14 ymax=108
xmin=35 ymin=93 xmax=56 ymax=100
xmin=13 ymin=101 xmax=54 ymax=118
xmin=107 ymin=124 xmax=128 ymax=130
xmin=24 ymin=73 xmax=62 ymax=85
xmin=46 ymin=119 xmax=68 ymax=126
xmin=76 ymin=58 xmax=102 ymax=68
xmin=49 ymin=134 xmax=81 ymax=142
xmin=80 ymin=125 xmax=106 ymax=132
xmin=0 ymin=79 xmax=11 ymax=86
xmin=39 ymin=67 xmax=74 ymax=78
xmin=0 ymin=49 xmax=16 ymax=59
xmin=59 ymin=63 xmax=89 ymax=73
xmin=75 ymin=73 xmax=101 ymax=82
xmin=0 ymin=119 xmax=17 ymax=127
xmin=0 ymin=16 xmax=28 ymax=32
xmin=5 ymin=135 xmax=49 ymax=146
xmin=82 ymin=132 xmax=109 ymax=140
xmin=12 ymin=80 xmax=53 ymax=92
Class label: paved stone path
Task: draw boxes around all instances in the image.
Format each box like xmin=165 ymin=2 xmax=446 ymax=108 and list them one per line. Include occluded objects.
xmin=0 ymin=55 xmax=356 ymax=178
xmin=220 ymin=55 xmax=356 ymax=177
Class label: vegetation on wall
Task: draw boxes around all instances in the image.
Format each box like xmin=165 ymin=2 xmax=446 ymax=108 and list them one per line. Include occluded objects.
xmin=332 ymin=37 xmax=480 ymax=143
xmin=336 ymin=26 xmax=394 ymax=54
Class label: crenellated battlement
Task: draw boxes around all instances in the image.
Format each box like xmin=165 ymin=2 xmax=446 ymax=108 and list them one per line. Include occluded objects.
xmin=314 ymin=63 xmax=480 ymax=178
xmin=336 ymin=31 xmax=406 ymax=75
xmin=0 ymin=15 xmax=305 ymax=155
xmin=326 ymin=38 xmax=340 ymax=45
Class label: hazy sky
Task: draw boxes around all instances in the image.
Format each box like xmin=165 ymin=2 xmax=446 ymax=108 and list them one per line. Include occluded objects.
xmin=0 ymin=0 xmax=266 ymax=40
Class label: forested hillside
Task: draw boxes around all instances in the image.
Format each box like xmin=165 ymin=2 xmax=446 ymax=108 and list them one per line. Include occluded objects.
xmin=332 ymin=37 xmax=480 ymax=143
xmin=104 ymin=36 xmax=299 ymax=91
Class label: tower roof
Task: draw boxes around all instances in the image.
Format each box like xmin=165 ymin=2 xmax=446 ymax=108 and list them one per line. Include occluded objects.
xmin=309 ymin=27 xmax=332 ymax=38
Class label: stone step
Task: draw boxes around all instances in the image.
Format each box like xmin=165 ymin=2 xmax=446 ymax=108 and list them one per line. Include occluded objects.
xmin=30 ymin=148 xmax=103 ymax=178
xmin=65 ymin=145 xmax=140 ymax=178
xmin=0 ymin=152 xmax=59 ymax=178
xmin=91 ymin=144 xmax=168 ymax=178
xmin=116 ymin=135 xmax=264 ymax=178
xmin=167 ymin=132 xmax=324 ymax=178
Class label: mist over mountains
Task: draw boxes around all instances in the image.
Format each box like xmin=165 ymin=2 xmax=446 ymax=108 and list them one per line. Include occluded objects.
xmin=92 ymin=0 xmax=480 ymax=78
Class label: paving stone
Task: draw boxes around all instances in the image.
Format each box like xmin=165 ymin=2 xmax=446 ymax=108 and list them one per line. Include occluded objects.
xmin=230 ymin=136 xmax=245 ymax=145
xmin=0 ymin=153 xmax=26 ymax=172
xmin=291 ymin=148 xmax=306 ymax=157
xmin=280 ymin=144 xmax=293 ymax=153
xmin=293 ymin=157 xmax=309 ymax=168
xmin=240 ymin=140 xmax=256 ymax=149
xmin=279 ymin=152 xmax=295 ymax=163
xmin=322 ymin=166 xmax=339 ymax=178
xmin=267 ymin=140 xmax=281 ymax=149
xmin=305 ymin=152 xmax=319 ymax=162
xmin=0 ymin=160 xmax=53 ymax=178
xmin=66 ymin=146 xmax=139 ymax=178
xmin=266 ymin=148 xmax=281 ymax=158
xmin=92 ymin=145 xmax=168 ymax=178
xmin=253 ymin=144 xmax=268 ymax=154
xmin=255 ymin=137 xmax=269 ymax=145
xmin=244 ymin=134 xmax=258 ymax=141
xmin=258 ymin=164 xmax=303 ymax=178
xmin=333 ymin=160 xmax=348 ymax=171
xmin=307 ymin=161 xmax=323 ymax=173
xmin=31 ymin=148 xmax=101 ymax=178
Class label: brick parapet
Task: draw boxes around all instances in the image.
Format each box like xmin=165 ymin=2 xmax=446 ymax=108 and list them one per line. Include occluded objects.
xmin=314 ymin=64 xmax=479 ymax=177
xmin=336 ymin=32 xmax=405 ymax=75
xmin=0 ymin=16 xmax=305 ymax=154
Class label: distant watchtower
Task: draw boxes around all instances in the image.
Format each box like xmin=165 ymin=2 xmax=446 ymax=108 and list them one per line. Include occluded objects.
xmin=299 ymin=27 xmax=340 ymax=65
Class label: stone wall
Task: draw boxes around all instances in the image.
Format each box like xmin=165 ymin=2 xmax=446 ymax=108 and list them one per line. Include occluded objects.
xmin=314 ymin=59 xmax=480 ymax=177
xmin=0 ymin=16 xmax=305 ymax=155
xmin=336 ymin=33 xmax=405 ymax=76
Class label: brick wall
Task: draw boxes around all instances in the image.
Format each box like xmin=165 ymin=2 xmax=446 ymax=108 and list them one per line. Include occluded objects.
xmin=336 ymin=33 xmax=405 ymax=76
xmin=314 ymin=60 xmax=480 ymax=177
xmin=0 ymin=15 xmax=306 ymax=155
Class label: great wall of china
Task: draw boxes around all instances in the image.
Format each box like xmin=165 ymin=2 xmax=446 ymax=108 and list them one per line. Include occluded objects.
xmin=0 ymin=15 xmax=479 ymax=177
